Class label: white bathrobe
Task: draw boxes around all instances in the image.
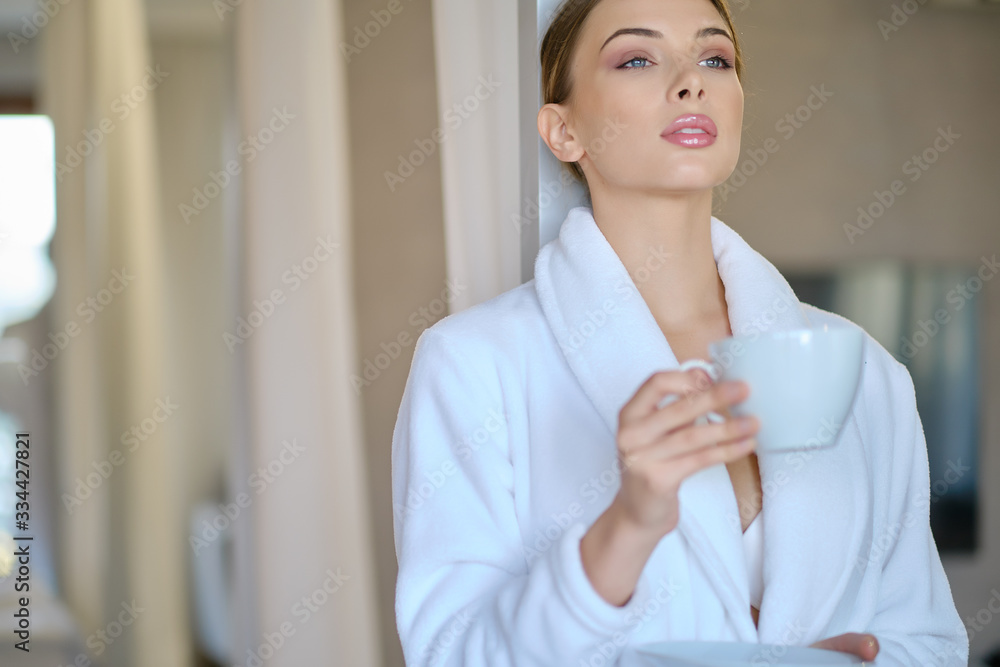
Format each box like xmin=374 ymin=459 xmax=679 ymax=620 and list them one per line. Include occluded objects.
xmin=391 ymin=206 xmax=968 ymax=666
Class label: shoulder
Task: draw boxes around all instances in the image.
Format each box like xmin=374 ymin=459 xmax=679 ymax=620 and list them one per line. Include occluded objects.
xmin=801 ymin=302 xmax=912 ymax=381
xmin=404 ymin=280 xmax=554 ymax=400
xmin=415 ymin=279 xmax=550 ymax=361
xmin=799 ymin=302 xmax=918 ymax=427
xmin=399 ymin=281 xmax=550 ymax=443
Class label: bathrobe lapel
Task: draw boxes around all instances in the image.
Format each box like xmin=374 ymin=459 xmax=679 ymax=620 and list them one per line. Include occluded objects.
xmin=533 ymin=207 xmax=865 ymax=644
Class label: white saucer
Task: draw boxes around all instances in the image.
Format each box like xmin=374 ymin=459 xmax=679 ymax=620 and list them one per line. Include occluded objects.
xmin=634 ymin=641 xmax=866 ymax=666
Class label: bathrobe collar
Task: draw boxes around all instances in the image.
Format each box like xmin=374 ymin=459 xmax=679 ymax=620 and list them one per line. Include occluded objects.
xmin=533 ymin=206 xmax=864 ymax=643
xmin=533 ymin=206 xmax=811 ymax=436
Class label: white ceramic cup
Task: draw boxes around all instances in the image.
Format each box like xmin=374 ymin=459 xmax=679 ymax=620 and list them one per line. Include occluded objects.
xmin=667 ymin=326 xmax=865 ymax=453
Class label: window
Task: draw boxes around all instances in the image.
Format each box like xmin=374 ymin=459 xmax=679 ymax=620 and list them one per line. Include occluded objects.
xmin=0 ymin=114 xmax=57 ymax=582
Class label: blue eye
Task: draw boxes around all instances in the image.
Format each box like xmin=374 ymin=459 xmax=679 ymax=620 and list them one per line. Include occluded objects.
xmin=701 ymin=55 xmax=734 ymax=70
xmin=618 ymin=57 xmax=651 ymax=70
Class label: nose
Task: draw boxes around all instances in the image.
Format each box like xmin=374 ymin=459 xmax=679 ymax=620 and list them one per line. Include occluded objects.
xmin=667 ymin=59 xmax=707 ymax=102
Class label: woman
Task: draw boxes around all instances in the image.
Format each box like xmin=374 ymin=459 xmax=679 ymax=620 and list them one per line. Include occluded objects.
xmin=391 ymin=0 xmax=968 ymax=664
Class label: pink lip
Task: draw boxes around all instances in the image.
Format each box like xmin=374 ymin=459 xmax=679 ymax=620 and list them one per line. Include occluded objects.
xmin=661 ymin=113 xmax=718 ymax=148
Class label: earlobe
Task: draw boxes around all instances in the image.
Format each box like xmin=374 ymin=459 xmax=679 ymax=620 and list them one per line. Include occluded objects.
xmin=537 ymin=104 xmax=584 ymax=163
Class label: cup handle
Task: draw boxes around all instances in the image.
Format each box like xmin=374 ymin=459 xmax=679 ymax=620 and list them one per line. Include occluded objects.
xmin=676 ymin=359 xmax=725 ymax=424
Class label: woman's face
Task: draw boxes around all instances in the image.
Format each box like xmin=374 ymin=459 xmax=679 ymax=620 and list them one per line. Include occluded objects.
xmin=543 ymin=0 xmax=744 ymax=195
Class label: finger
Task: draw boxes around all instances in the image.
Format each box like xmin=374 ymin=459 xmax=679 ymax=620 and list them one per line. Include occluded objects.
xmin=810 ymin=633 xmax=879 ymax=661
xmin=658 ymin=379 xmax=749 ymax=435
xmin=651 ymin=435 xmax=758 ymax=480
xmin=620 ymin=368 xmax=716 ymax=423
xmin=624 ymin=416 xmax=760 ymax=467
xmin=627 ymin=378 xmax=749 ymax=448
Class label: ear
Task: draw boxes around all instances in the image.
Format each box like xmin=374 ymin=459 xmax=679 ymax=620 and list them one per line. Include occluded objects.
xmin=537 ymin=103 xmax=585 ymax=164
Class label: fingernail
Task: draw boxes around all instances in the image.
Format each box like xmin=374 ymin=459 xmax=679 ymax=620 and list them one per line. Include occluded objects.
xmin=690 ymin=368 xmax=713 ymax=388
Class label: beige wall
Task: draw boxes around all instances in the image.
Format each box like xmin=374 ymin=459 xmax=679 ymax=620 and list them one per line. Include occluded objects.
xmin=342 ymin=1 xmax=445 ymax=665
xmin=717 ymin=0 xmax=1000 ymax=265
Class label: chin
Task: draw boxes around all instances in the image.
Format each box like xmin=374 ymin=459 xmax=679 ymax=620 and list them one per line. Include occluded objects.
xmin=649 ymin=164 xmax=732 ymax=193
xmin=592 ymin=157 xmax=734 ymax=193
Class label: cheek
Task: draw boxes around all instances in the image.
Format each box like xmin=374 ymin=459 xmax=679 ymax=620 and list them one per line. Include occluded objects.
xmin=722 ymin=88 xmax=744 ymax=128
xmin=584 ymin=110 xmax=641 ymax=159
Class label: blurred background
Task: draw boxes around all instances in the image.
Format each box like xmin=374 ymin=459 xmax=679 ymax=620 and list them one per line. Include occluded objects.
xmin=0 ymin=0 xmax=997 ymax=665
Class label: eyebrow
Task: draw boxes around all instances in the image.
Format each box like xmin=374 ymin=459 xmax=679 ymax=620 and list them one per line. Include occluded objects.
xmin=599 ymin=26 xmax=733 ymax=52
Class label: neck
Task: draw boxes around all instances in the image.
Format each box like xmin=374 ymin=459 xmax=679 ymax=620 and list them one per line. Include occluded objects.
xmin=590 ymin=186 xmax=727 ymax=332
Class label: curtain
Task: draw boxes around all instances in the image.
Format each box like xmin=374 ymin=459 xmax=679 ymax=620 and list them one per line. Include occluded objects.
xmin=233 ymin=0 xmax=382 ymax=664
xmin=41 ymin=0 xmax=190 ymax=665
xmin=41 ymin=0 xmax=381 ymax=664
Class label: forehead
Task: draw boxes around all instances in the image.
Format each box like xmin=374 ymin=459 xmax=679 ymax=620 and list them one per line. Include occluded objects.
xmin=579 ymin=0 xmax=727 ymax=48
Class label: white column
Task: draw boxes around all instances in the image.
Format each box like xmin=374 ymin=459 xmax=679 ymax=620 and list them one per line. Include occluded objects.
xmin=431 ymin=0 xmax=524 ymax=306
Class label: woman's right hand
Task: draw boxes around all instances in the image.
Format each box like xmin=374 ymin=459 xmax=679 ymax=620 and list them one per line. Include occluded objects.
xmin=579 ymin=367 xmax=760 ymax=607
xmin=612 ymin=367 xmax=760 ymax=540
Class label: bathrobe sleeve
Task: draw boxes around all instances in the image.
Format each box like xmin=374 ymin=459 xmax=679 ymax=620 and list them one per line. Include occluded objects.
xmin=864 ymin=358 xmax=969 ymax=666
xmin=392 ymin=327 xmax=655 ymax=666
